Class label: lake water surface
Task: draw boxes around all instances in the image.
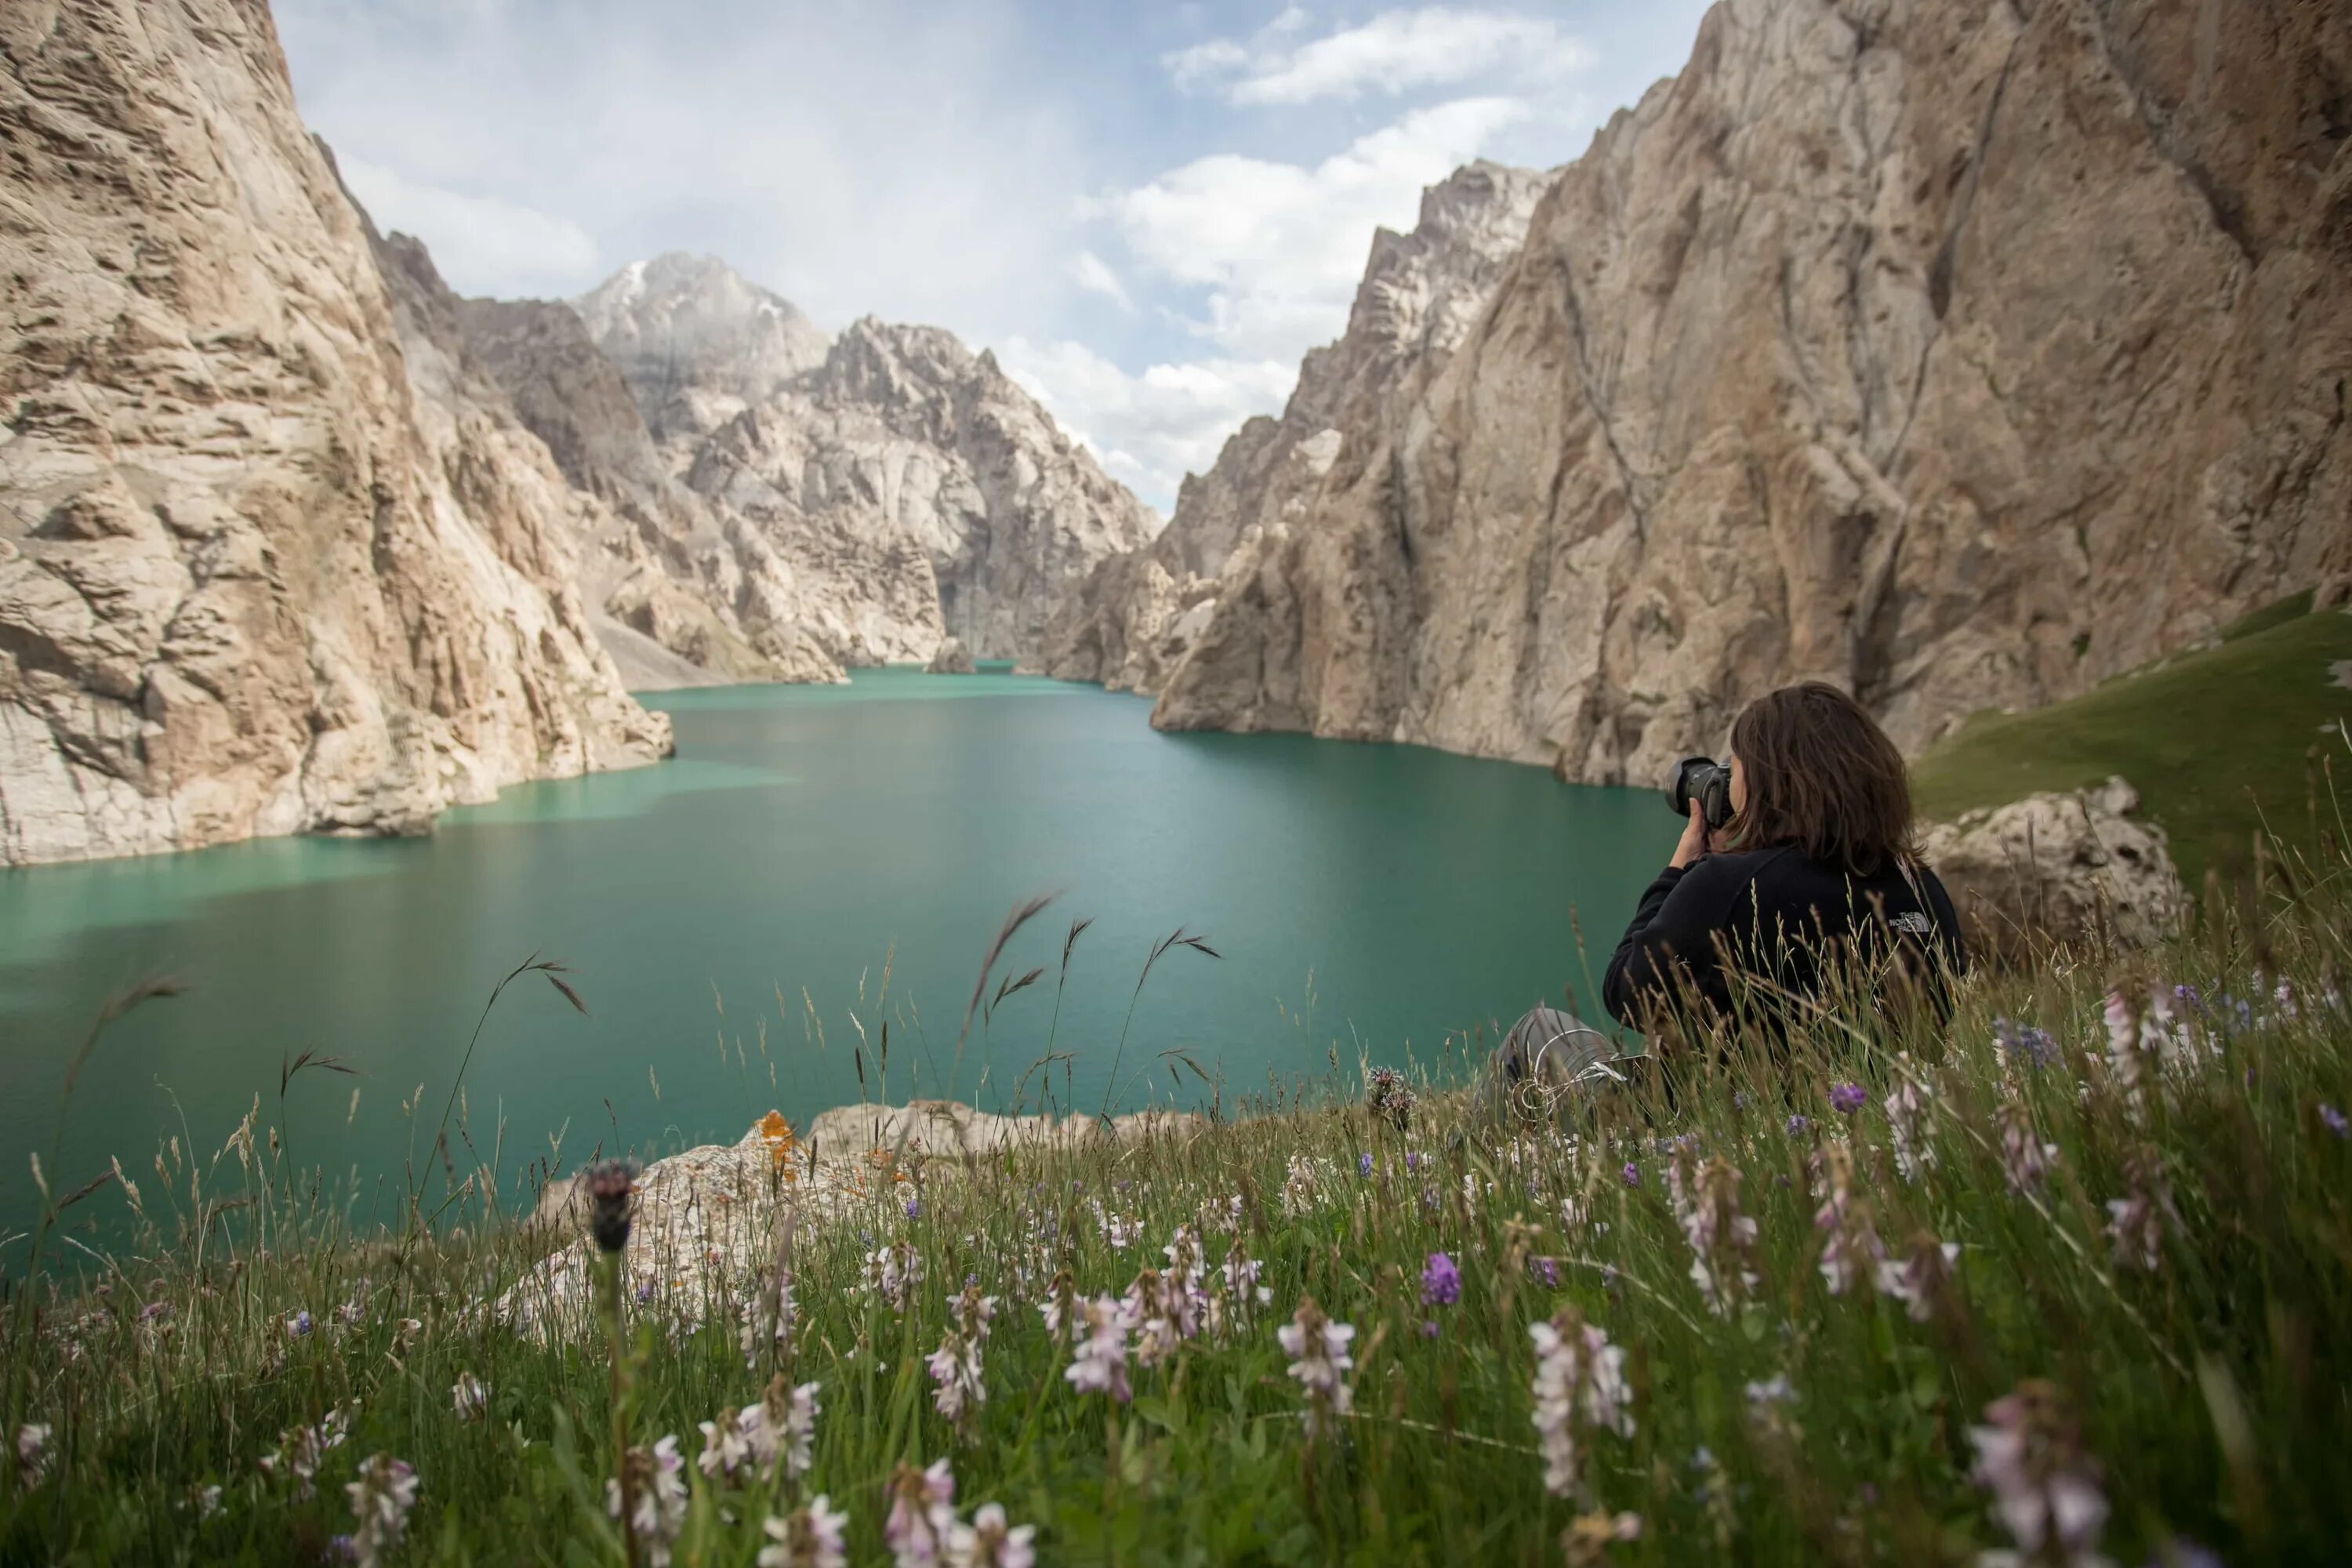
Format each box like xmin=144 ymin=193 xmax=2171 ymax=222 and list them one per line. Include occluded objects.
xmin=0 ymin=670 xmax=1673 ymax=1242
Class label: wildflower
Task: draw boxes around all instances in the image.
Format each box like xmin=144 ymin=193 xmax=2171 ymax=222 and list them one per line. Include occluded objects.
xmin=2321 ymin=1103 xmax=2349 ymax=1139
xmin=1877 ymin=1232 xmax=1962 ymax=1323
xmin=1562 ymin=1510 xmax=1643 ymax=1566
xmin=607 ymin=1436 xmax=689 ymax=1568
xmin=286 ymin=1309 xmax=314 ymax=1339
xmin=1367 ymin=1065 xmax=1417 ymax=1130
xmin=927 ymin=1284 xmax=996 ymax=1434
xmin=742 ymin=1265 xmax=798 ymax=1371
xmin=775 ymin=1377 xmax=821 ymax=1479
xmin=1530 ymin=1256 xmax=1561 ymax=1289
xmin=1528 ymin=1306 xmax=1634 ymax=1497
xmin=1668 ymin=1151 xmax=1760 ymax=1316
xmin=1280 ymin=1154 xmax=1326 ymax=1215
xmin=1421 ymin=1252 xmax=1461 ymax=1307
xmin=946 ymin=1501 xmax=1037 ymax=1568
xmin=2103 ymin=1149 xmax=2171 ymax=1272
xmin=260 ymin=1403 xmax=355 ymax=1500
xmin=1811 ymin=1145 xmax=1887 ymax=1298
xmin=884 ymin=1457 xmax=957 ymax=1568
xmin=1784 ymin=1114 xmax=1809 ymax=1137
xmin=1994 ymin=1018 xmax=2060 ymax=1072
xmin=1621 ymin=1162 xmax=1640 ymax=1188
xmin=393 ymin=1318 xmax=423 ymax=1352
xmin=343 ymin=1453 xmax=419 ymax=1568
xmin=905 ymin=1199 xmax=922 ymax=1220
xmin=1882 ymin=1065 xmax=1936 ymax=1181
xmin=1064 ymin=1295 xmax=1133 ymax=1402
xmin=1357 ymin=1152 xmax=1374 ymax=1178
xmin=446 ymin=1373 xmax=489 ymax=1422
xmin=584 ymin=1159 xmax=641 ymax=1253
xmin=759 ymin=1497 xmax=851 ymax=1568
xmin=1969 ymin=1381 xmax=2109 ymax=1566
xmin=1830 ymin=1083 xmax=1867 ymax=1115
xmin=1743 ymin=1375 xmax=1796 ymax=1409
xmin=697 ymin=1404 xmax=766 ymax=1484
xmin=1420 ymin=1319 xmax=1440 ymax=1339
xmin=1277 ymin=1297 xmax=1355 ymax=1439
xmin=1994 ymin=1102 xmax=2057 ymax=1194
xmin=1040 ymin=1269 xmax=1078 ymax=1340
xmin=1090 ymin=1200 xmax=1142 ymax=1250
xmin=1209 ymin=1236 xmax=1271 ymax=1338
xmin=866 ymin=1242 xmax=926 ymax=1312
xmin=15 ymin=1424 xmax=50 ymax=1490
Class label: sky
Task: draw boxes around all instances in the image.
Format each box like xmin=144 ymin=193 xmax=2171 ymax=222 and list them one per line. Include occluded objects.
xmin=275 ymin=2 xmax=1712 ymax=514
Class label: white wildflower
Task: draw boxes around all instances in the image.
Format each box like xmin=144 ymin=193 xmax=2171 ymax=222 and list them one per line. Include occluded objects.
xmin=450 ymin=1374 xmax=488 ymax=1421
xmin=607 ymin=1435 xmax=689 ymax=1568
xmin=883 ymin=1457 xmax=956 ymax=1568
xmin=760 ymin=1496 xmax=851 ymax=1568
xmin=946 ymin=1500 xmax=1036 ymax=1568
xmin=1063 ymin=1295 xmax=1132 ymax=1403
xmin=1528 ymin=1308 xmax=1634 ymax=1497
xmin=1276 ymin=1298 xmax=1355 ymax=1439
xmin=343 ymin=1453 xmax=419 ymax=1568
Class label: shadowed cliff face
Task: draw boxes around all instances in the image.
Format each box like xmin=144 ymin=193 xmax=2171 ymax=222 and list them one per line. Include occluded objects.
xmin=1144 ymin=0 xmax=2352 ymax=785
xmin=0 ymin=0 xmax=670 ymax=866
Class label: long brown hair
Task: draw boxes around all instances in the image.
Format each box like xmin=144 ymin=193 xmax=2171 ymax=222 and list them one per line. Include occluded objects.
xmin=1725 ymin=681 xmax=1916 ymax=876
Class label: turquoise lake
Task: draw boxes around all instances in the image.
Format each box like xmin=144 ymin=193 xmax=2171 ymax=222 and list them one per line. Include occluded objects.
xmin=0 ymin=669 xmax=1674 ymax=1245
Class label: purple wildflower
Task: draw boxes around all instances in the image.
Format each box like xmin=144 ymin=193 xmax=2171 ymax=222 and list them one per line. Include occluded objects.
xmin=1994 ymin=1019 xmax=2059 ymax=1071
xmin=1784 ymin=1114 xmax=1809 ymax=1137
xmin=1420 ymin=1253 xmax=1461 ymax=1307
xmin=1830 ymin=1083 xmax=1867 ymax=1115
xmin=905 ymin=1199 xmax=922 ymax=1220
xmin=2321 ymin=1103 xmax=2349 ymax=1139
xmin=1621 ymin=1162 xmax=1640 ymax=1188
xmin=1419 ymin=1319 xmax=1439 ymax=1339
xmin=1530 ymin=1256 xmax=1560 ymax=1289
xmin=1358 ymin=1152 xmax=1374 ymax=1178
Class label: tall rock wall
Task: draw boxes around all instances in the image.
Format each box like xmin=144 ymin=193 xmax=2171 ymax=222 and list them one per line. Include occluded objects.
xmin=0 ymin=0 xmax=670 ymax=866
xmin=1149 ymin=0 xmax=2352 ymax=786
xmin=1036 ymin=162 xmax=1552 ymax=696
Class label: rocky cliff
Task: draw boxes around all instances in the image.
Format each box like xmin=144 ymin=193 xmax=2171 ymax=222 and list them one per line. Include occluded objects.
xmin=1036 ymin=161 xmax=1552 ymax=695
xmin=563 ymin=265 xmax=1158 ymax=666
xmin=1144 ymin=0 xmax=2352 ymax=786
xmin=0 ymin=0 xmax=670 ymax=866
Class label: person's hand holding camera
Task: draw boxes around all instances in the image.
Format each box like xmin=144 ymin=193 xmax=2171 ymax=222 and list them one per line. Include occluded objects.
xmin=1669 ymin=798 xmax=1714 ymax=869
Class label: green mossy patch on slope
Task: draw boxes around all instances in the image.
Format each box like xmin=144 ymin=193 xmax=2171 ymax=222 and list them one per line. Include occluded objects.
xmin=1911 ymin=596 xmax=2352 ymax=884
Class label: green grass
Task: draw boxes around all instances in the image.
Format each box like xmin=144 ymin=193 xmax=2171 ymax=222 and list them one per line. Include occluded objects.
xmin=1911 ymin=596 xmax=2352 ymax=883
xmin=3 ymin=866 xmax=2351 ymax=1566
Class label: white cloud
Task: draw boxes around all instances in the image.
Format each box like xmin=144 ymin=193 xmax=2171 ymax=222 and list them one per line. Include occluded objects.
xmin=1169 ymin=7 xmax=1592 ymax=106
xmin=1103 ymin=96 xmax=1526 ymax=361
xmin=337 ymin=155 xmax=601 ymax=296
xmin=1071 ymin=250 xmax=1134 ymax=311
xmin=1001 ymin=337 xmax=1297 ymax=511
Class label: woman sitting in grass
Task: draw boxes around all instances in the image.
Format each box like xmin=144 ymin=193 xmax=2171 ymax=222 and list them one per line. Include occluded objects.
xmin=1495 ymin=681 xmax=1967 ymax=1113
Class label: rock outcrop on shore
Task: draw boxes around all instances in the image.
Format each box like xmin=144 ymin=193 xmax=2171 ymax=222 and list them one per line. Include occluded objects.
xmin=0 ymin=1 xmax=671 ymax=866
xmin=1089 ymin=0 xmax=2352 ymax=788
xmin=1921 ymin=776 xmax=2187 ymax=961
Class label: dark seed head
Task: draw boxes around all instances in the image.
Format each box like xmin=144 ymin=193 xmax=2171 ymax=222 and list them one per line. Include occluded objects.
xmin=584 ymin=1159 xmax=641 ymax=1253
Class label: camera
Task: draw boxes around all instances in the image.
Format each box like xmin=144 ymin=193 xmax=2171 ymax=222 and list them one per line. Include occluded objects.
xmin=1666 ymin=756 xmax=1733 ymax=831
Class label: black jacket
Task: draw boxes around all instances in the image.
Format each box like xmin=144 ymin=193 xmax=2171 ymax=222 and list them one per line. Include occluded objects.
xmin=1602 ymin=844 xmax=1966 ymax=1034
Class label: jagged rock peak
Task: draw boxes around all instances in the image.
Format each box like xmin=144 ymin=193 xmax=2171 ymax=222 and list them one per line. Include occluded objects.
xmin=1032 ymin=156 xmax=1552 ymax=691
xmin=572 ymin=252 xmax=831 ymax=441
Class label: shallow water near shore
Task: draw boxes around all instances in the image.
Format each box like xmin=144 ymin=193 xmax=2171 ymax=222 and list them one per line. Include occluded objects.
xmin=0 ymin=668 xmax=1671 ymax=1245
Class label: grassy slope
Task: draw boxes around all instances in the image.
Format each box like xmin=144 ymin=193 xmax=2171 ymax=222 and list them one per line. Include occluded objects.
xmin=1911 ymin=594 xmax=2352 ymax=884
